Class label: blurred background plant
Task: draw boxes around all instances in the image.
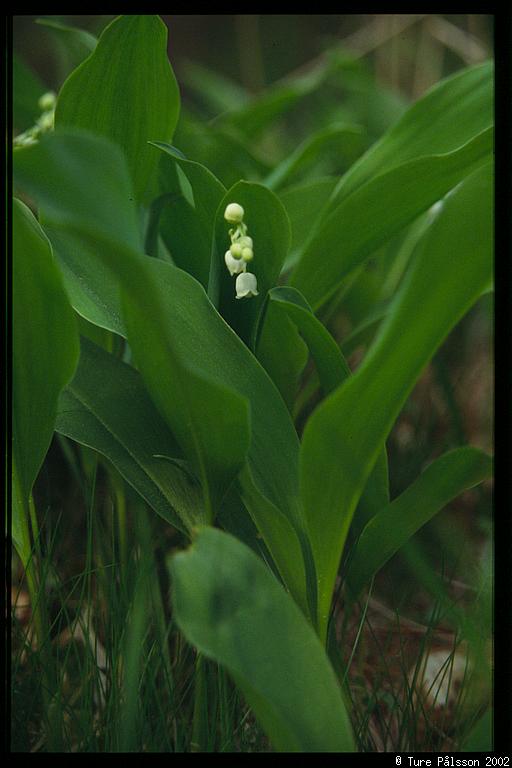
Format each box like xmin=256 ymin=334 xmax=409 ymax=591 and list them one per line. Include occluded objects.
xmin=11 ymin=14 xmax=493 ymax=752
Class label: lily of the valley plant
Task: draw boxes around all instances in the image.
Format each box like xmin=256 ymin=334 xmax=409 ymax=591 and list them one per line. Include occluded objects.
xmin=12 ymin=14 xmax=493 ymax=753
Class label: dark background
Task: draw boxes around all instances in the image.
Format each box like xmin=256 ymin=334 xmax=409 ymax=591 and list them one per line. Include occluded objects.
xmin=13 ymin=14 xmax=493 ymax=102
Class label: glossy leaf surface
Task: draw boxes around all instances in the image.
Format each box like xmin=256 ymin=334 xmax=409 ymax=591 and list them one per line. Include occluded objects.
xmin=290 ymin=127 xmax=493 ymax=308
xmin=13 ymin=199 xmax=79 ymax=560
xmin=328 ymin=61 xmax=493 ymax=205
xmin=300 ymin=161 xmax=493 ymax=638
xmin=13 ymin=131 xmax=306 ymax=600
xmin=152 ymin=141 xmax=226 ymax=289
xmin=170 ymin=527 xmax=355 ymax=752
xmin=14 ymin=130 xmax=141 ymax=335
xmin=56 ymin=337 xmax=200 ymax=532
xmin=55 ymin=15 xmax=180 ymax=200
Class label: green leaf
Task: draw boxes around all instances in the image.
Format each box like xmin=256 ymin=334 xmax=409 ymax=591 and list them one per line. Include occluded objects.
xmin=265 ymin=286 xmax=350 ymax=396
xmin=152 ymin=141 xmax=226 ymax=289
xmin=55 ymin=15 xmax=180 ymax=201
xmin=255 ymin=297 xmax=308 ymax=411
xmin=264 ymin=124 xmax=365 ymax=191
xmin=236 ymin=466 xmax=309 ymax=616
xmin=119 ymin=259 xmax=251 ymax=521
xmin=14 ymin=130 xmax=141 ymax=249
xmin=56 ymin=337 xmax=200 ymax=533
xmin=42 ymin=223 xmax=127 ymax=336
xmin=12 ymin=130 xmax=306 ymax=605
xmin=290 ymin=127 xmax=493 ymax=309
xmin=211 ymin=181 xmax=291 ymax=348
xmin=346 ymin=448 xmax=493 ymax=596
xmin=265 ymin=286 xmax=389 ymax=529
xmin=300 ymin=161 xmax=493 ymax=640
xmin=170 ymin=527 xmax=355 ymax=752
xmin=117 ymin=250 xmax=308 ymax=606
xmin=174 ymin=112 xmax=272 ymax=189
xmin=329 ymin=60 xmax=494 ymax=207
xmin=14 ymin=129 xmax=141 ymax=335
xmin=278 ymin=177 xmax=338 ymax=273
xmin=13 ymin=198 xmax=79 ymax=561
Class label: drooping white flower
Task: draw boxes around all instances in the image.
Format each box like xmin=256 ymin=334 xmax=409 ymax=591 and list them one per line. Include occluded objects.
xmin=225 ymin=250 xmax=246 ymax=276
xmin=235 ymin=272 xmax=259 ymax=299
xmin=224 ymin=202 xmax=245 ymax=224
xmin=241 ymin=247 xmax=253 ymax=262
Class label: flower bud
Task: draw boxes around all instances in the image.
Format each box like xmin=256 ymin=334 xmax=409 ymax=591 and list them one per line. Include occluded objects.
xmin=224 ymin=203 xmax=244 ymax=224
xmin=235 ymin=272 xmax=259 ymax=299
xmin=225 ymin=250 xmax=246 ymax=276
xmin=238 ymin=236 xmax=253 ymax=250
xmin=241 ymin=247 xmax=253 ymax=262
xmin=229 ymin=242 xmax=243 ymax=259
xmin=38 ymin=91 xmax=56 ymax=112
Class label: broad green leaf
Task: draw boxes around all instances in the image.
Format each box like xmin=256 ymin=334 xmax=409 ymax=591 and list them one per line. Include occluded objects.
xmin=264 ymin=124 xmax=365 ymax=191
xmin=339 ymin=308 xmax=387 ymax=358
xmin=13 ymin=130 xmax=306 ymax=605
xmin=152 ymin=141 xmax=226 ymax=289
xmin=104 ymin=247 xmax=308 ymax=607
xmin=174 ymin=111 xmax=272 ymax=189
xmin=266 ymin=286 xmax=390 ymax=533
xmin=14 ymin=131 xmax=249 ymax=519
xmin=336 ymin=212 xmax=440 ymax=358
xmin=346 ymin=448 xmax=493 ymax=596
xmin=255 ymin=298 xmax=308 ymax=411
xmin=328 ymin=61 xmax=493 ymax=207
xmin=14 ymin=130 xmax=141 ymax=249
xmin=55 ymin=337 xmax=201 ymax=532
xmin=42 ymin=223 xmax=127 ymax=336
xmin=55 ymin=14 xmax=180 ymax=201
xmin=236 ymin=466 xmax=309 ymax=617
xmin=211 ymin=181 xmax=291 ymax=348
xmin=300 ymin=161 xmax=493 ymax=640
xmin=290 ymin=127 xmax=493 ymax=308
xmin=170 ymin=527 xmax=355 ymax=752
xmin=13 ymin=199 xmax=79 ymax=561
xmin=119 ymin=259 xmax=251 ymax=521
xmin=14 ymin=129 xmax=141 ymax=335
xmin=265 ymin=286 xmax=350 ymax=396
xmin=278 ymin=177 xmax=338 ymax=273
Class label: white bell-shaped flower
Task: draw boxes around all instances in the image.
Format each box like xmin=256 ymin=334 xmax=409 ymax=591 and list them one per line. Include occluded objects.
xmin=225 ymin=250 xmax=246 ymax=276
xmin=235 ymin=272 xmax=259 ymax=299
